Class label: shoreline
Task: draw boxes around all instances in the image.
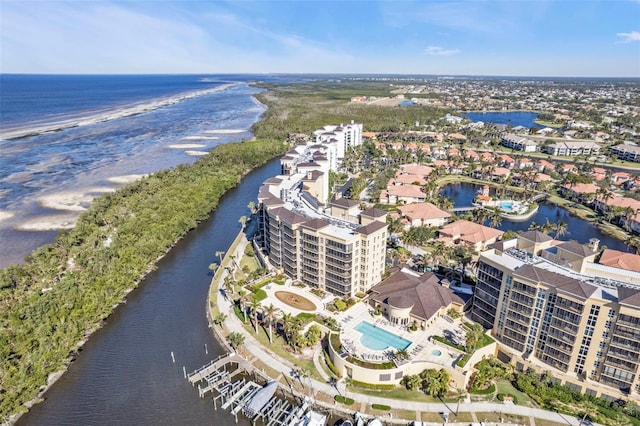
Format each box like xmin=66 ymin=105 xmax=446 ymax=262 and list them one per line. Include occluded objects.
xmin=0 ymin=83 xmax=240 ymax=141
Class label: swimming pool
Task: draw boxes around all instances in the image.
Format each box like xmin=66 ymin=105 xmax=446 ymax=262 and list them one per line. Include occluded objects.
xmin=354 ymin=321 xmax=412 ymax=351
xmin=500 ymin=201 xmax=514 ymax=212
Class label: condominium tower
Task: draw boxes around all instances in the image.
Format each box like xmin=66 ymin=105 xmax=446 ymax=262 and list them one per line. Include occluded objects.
xmin=256 ymin=123 xmax=388 ymax=298
xmin=472 ymin=231 xmax=640 ymax=401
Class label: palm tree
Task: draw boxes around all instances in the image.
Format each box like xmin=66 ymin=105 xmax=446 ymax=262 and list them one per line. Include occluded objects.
xmin=541 ymin=218 xmax=555 ymax=235
xmin=262 ymin=303 xmax=280 ymax=343
xmin=228 ymin=331 xmax=245 ymax=351
xmin=208 ymin=262 xmax=219 ymax=275
xmin=215 ymin=250 xmax=225 ymax=265
xmin=552 ymin=220 xmax=569 ymax=239
xmin=247 ymin=201 xmax=256 ymax=214
xmin=239 ymin=215 xmax=247 ymax=230
xmin=238 ymin=289 xmax=248 ymax=322
xmin=249 ymin=297 xmax=261 ymax=334
xmin=395 ymin=348 xmax=410 ymax=361
xmin=213 ymin=312 xmax=227 ymax=327
xmin=465 ymin=323 xmax=484 ymax=353
xmin=626 ymin=236 xmax=640 ymax=254
xmin=454 ymin=388 xmax=466 ymax=416
xmin=489 ymin=208 xmax=502 ymax=228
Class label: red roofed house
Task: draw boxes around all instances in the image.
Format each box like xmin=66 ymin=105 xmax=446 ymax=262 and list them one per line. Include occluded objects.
xmin=379 ymin=184 xmax=426 ymax=204
xmin=369 ymin=269 xmax=467 ymax=329
xmin=599 ymin=249 xmax=640 ymax=273
xmin=397 ymin=202 xmax=452 ymax=228
xmin=438 ymin=220 xmax=504 ymax=252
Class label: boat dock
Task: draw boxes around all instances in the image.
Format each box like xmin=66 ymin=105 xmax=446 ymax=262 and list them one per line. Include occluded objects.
xmin=186 ymin=352 xmax=324 ymax=425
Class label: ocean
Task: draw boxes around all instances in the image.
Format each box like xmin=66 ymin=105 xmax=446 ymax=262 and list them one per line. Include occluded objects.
xmin=0 ymin=74 xmax=279 ymax=267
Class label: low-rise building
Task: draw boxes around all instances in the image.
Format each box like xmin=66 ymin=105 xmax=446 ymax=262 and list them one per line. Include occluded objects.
xmin=611 ymin=144 xmax=640 ymax=162
xmin=501 ymin=134 xmax=538 ymax=152
xmin=542 ymin=140 xmax=601 ymax=156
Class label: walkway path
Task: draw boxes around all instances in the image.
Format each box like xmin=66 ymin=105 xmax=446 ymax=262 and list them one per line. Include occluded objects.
xmin=213 ymin=230 xmax=591 ymax=426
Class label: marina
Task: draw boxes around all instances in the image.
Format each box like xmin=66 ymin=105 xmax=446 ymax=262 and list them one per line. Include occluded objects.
xmin=186 ymin=353 xmax=329 ymax=425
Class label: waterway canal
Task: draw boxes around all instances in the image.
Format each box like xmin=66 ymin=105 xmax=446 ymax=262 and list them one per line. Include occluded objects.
xmin=18 ymin=159 xmax=281 ymax=426
xmin=440 ymin=182 xmax=630 ymax=252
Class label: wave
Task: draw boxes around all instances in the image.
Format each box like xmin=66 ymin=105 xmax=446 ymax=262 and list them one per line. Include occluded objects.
xmin=0 ymin=83 xmax=240 ymax=141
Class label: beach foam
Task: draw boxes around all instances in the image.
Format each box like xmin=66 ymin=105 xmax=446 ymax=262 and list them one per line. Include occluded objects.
xmin=181 ymin=136 xmax=219 ymax=140
xmin=168 ymin=144 xmax=206 ymax=149
xmin=203 ymin=129 xmax=247 ymax=134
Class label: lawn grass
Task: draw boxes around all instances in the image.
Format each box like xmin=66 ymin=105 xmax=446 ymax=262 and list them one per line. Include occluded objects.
xmin=420 ymin=412 xmax=446 ymax=422
xmin=349 ymin=386 xmax=440 ymax=403
xmin=477 ymin=411 xmax=528 ymax=424
xmin=450 ymin=412 xmax=474 ymax=422
xmin=495 ymin=379 xmax=536 ymax=406
xmin=534 ymin=419 xmax=569 ymax=426
xmin=237 ymin=316 xmax=322 ymax=381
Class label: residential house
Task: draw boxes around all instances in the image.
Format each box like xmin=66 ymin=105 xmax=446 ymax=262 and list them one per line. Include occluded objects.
xmin=438 ymin=220 xmax=504 ymax=252
xmin=397 ymin=202 xmax=451 ymax=228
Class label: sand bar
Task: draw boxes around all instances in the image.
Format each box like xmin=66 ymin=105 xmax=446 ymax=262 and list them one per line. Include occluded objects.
xmin=108 ymin=174 xmax=147 ymax=184
xmin=185 ymin=150 xmax=209 ymax=156
xmin=17 ymin=213 xmax=78 ymax=231
xmin=0 ymin=211 xmax=15 ymax=222
xmin=39 ymin=192 xmax=95 ymax=212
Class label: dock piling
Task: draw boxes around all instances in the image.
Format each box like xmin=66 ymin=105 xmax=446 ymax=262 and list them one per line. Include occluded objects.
xmin=171 ymin=351 xmax=175 ymax=363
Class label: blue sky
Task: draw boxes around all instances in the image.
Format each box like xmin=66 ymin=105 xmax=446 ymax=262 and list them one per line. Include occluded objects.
xmin=1 ymin=0 xmax=639 ymax=77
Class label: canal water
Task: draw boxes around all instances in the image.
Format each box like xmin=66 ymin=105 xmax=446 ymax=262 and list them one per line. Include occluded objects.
xmin=440 ymin=182 xmax=630 ymax=252
xmin=18 ymin=158 xmax=281 ymax=426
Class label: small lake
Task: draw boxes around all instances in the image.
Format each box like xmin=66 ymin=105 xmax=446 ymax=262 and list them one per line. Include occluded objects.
xmin=440 ymin=182 xmax=631 ymax=252
xmin=462 ymin=111 xmax=541 ymax=129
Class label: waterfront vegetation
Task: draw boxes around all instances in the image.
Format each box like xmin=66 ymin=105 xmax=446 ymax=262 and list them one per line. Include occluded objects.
xmin=251 ymin=81 xmax=450 ymax=140
xmin=0 ymin=138 xmax=287 ymax=420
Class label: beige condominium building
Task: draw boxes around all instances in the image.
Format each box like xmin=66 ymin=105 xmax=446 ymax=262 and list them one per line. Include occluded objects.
xmin=472 ymin=230 xmax=640 ymax=401
xmin=256 ymin=122 xmax=389 ymax=298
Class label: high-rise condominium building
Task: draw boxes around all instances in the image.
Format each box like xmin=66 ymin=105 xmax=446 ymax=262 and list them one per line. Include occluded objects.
xmin=256 ymin=123 xmax=388 ymax=298
xmin=472 ymin=230 xmax=640 ymax=401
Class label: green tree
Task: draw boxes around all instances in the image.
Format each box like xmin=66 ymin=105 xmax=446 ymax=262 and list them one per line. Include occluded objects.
xmin=262 ymin=303 xmax=280 ymax=343
xmin=213 ymin=312 xmax=227 ymax=327
xmin=228 ymin=332 xmax=245 ymax=350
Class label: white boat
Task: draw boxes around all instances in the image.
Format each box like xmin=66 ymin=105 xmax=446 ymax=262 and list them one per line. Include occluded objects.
xmin=295 ymin=409 xmax=328 ymax=426
xmin=242 ymin=381 xmax=278 ymax=418
xmin=368 ymin=419 xmax=383 ymax=426
xmin=354 ymin=412 xmax=367 ymax=426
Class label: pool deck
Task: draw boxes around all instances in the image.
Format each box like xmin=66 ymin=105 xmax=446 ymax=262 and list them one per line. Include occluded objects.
xmin=337 ymin=303 xmax=462 ymax=367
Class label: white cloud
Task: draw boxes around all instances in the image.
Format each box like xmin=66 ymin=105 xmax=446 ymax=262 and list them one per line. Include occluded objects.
xmin=616 ymin=31 xmax=640 ymax=43
xmin=425 ymin=46 xmax=460 ymax=56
